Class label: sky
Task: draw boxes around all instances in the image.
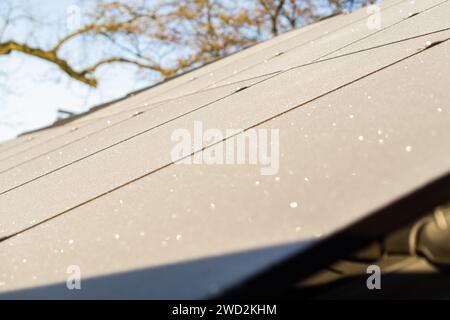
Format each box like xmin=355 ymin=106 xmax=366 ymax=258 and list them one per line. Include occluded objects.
xmin=0 ymin=0 xmax=153 ymax=142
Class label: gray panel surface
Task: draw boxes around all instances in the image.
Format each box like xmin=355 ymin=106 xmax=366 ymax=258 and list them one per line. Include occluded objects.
xmin=0 ymin=77 xmax=274 ymax=194
xmin=1 ymin=0 xmax=449 ymax=299
xmin=2 ymin=26 xmax=449 ymax=236
xmin=0 ymin=29 xmax=447 ymax=238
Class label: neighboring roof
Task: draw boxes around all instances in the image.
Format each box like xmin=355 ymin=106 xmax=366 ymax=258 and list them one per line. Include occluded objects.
xmin=0 ymin=0 xmax=450 ymax=299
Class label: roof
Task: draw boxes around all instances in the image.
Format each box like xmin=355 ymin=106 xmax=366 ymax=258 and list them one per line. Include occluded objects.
xmin=0 ymin=0 xmax=450 ymax=299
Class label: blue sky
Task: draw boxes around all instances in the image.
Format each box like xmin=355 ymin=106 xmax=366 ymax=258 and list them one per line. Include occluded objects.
xmin=0 ymin=0 xmax=153 ymax=142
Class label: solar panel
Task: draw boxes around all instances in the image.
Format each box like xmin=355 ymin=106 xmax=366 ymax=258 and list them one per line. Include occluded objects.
xmin=0 ymin=0 xmax=449 ymax=299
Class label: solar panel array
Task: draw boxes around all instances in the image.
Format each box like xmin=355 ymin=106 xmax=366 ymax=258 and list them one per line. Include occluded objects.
xmin=0 ymin=0 xmax=449 ymax=298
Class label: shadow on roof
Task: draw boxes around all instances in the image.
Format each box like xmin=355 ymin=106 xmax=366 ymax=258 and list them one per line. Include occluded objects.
xmin=0 ymin=240 xmax=313 ymax=300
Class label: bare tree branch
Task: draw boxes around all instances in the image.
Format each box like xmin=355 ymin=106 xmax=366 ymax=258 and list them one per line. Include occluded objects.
xmin=0 ymin=0 xmax=377 ymax=88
